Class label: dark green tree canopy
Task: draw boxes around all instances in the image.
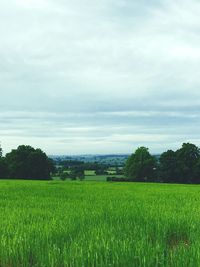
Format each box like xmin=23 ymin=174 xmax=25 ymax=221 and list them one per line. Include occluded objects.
xmin=125 ymin=143 xmax=200 ymax=184
xmin=159 ymin=150 xmax=178 ymax=183
xmin=0 ymin=158 xmax=8 ymax=179
xmin=0 ymin=145 xmax=2 ymax=158
xmin=176 ymin=143 xmax=200 ymax=183
xmin=125 ymin=147 xmax=157 ymax=182
xmin=0 ymin=144 xmax=7 ymax=178
xmin=159 ymin=143 xmax=200 ymax=184
xmin=5 ymin=145 xmax=55 ymax=180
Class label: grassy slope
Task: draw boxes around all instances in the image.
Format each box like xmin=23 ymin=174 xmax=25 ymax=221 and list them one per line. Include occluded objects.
xmin=0 ymin=180 xmax=200 ymax=266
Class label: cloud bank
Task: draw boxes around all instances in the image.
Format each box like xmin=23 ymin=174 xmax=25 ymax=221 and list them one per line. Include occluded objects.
xmin=1 ymin=0 xmax=200 ymax=154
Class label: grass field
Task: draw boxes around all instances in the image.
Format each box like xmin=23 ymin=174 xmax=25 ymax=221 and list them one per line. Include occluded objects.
xmin=84 ymin=170 xmax=96 ymax=176
xmin=0 ymin=180 xmax=200 ymax=267
xmin=84 ymin=175 xmax=108 ymax=181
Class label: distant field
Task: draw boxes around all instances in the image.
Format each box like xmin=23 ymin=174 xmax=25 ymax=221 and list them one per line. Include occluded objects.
xmin=54 ymin=169 xmax=123 ymax=181
xmin=85 ymin=175 xmax=108 ymax=181
xmin=84 ymin=170 xmax=96 ymax=176
xmin=84 ymin=175 xmax=124 ymax=181
xmin=0 ymin=180 xmax=200 ymax=266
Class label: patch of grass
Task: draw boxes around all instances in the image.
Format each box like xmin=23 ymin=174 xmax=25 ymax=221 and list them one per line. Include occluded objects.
xmin=85 ymin=175 xmax=107 ymax=181
xmin=0 ymin=181 xmax=200 ymax=266
xmin=84 ymin=170 xmax=96 ymax=176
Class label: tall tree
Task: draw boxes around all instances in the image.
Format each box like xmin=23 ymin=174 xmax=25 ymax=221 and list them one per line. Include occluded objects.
xmin=125 ymin=147 xmax=157 ymax=182
xmin=159 ymin=150 xmax=178 ymax=183
xmin=0 ymin=144 xmax=2 ymax=158
xmin=0 ymin=144 xmax=8 ymax=178
xmin=176 ymin=143 xmax=200 ymax=183
xmin=5 ymin=145 xmax=55 ymax=180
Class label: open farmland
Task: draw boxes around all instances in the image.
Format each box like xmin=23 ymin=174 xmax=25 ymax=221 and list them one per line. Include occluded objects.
xmin=84 ymin=175 xmax=108 ymax=181
xmin=0 ymin=180 xmax=200 ymax=267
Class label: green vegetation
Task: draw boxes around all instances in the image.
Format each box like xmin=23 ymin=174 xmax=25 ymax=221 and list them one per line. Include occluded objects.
xmin=125 ymin=143 xmax=200 ymax=184
xmin=159 ymin=143 xmax=200 ymax=184
xmin=53 ymin=155 xmax=129 ymax=167
xmin=85 ymin=175 xmax=108 ymax=181
xmin=52 ymin=142 xmax=200 ymax=184
xmin=0 ymin=180 xmax=200 ymax=267
xmin=0 ymin=145 xmax=55 ymax=180
xmin=125 ymin=147 xmax=157 ymax=182
xmin=2 ymin=143 xmax=200 ymax=266
xmin=2 ymin=142 xmax=200 ymax=184
xmin=84 ymin=170 xmax=96 ymax=176
xmin=55 ymin=159 xmax=124 ymax=181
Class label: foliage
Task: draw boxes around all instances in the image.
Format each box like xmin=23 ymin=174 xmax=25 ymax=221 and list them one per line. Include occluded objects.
xmin=125 ymin=143 xmax=200 ymax=184
xmin=107 ymin=176 xmax=130 ymax=182
xmin=176 ymin=143 xmax=200 ymax=183
xmin=2 ymin=142 xmax=200 ymax=184
xmin=0 ymin=145 xmax=2 ymax=158
xmin=59 ymin=160 xmax=84 ymax=168
xmin=69 ymin=168 xmax=85 ymax=180
xmin=159 ymin=150 xmax=178 ymax=183
xmin=0 ymin=145 xmax=7 ymax=178
xmin=4 ymin=145 xmax=55 ymax=180
xmin=0 ymin=158 xmax=8 ymax=178
xmin=125 ymin=147 xmax=157 ymax=182
xmin=53 ymin=154 xmax=129 ymax=167
xmin=159 ymin=143 xmax=200 ymax=184
xmin=60 ymin=172 xmax=70 ymax=181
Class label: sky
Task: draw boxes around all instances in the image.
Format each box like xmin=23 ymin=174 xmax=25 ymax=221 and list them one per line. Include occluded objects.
xmin=1 ymin=0 xmax=200 ymax=155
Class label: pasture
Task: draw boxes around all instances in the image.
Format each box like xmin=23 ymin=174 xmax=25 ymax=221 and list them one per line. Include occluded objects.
xmin=0 ymin=180 xmax=200 ymax=266
xmin=84 ymin=175 xmax=108 ymax=181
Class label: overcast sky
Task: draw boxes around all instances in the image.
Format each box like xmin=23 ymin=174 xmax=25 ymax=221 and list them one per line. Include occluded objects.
xmin=1 ymin=0 xmax=200 ymax=155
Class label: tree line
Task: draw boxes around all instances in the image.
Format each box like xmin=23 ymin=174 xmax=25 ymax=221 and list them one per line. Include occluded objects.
xmin=0 ymin=145 xmax=55 ymax=180
xmin=1 ymin=142 xmax=200 ymax=183
xmin=125 ymin=143 xmax=200 ymax=184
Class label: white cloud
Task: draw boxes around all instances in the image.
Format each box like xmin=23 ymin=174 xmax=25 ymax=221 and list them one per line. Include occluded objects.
xmin=15 ymin=0 xmax=48 ymax=9
xmin=1 ymin=0 xmax=200 ymax=154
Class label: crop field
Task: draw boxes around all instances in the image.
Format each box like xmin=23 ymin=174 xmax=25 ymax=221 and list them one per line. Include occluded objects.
xmin=84 ymin=175 xmax=108 ymax=181
xmin=0 ymin=181 xmax=200 ymax=267
xmin=84 ymin=170 xmax=96 ymax=176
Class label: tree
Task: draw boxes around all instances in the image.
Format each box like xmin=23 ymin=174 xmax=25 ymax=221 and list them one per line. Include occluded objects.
xmin=60 ymin=172 xmax=70 ymax=181
xmin=158 ymin=143 xmax=200 ymax=184
xmin=69 ymin=167 xmax=85 ymax=181
xmin=194 ymin=158 xmax=200 ymax=184
xmin=125 ymin=147 xmax=157 ymax=182
xmin=159 ymin=150 xmax=178 ymax=183
xmin=0 ymin=158 xmax=8 ymax=178
xmin=0 ymin=145 xmax=2 ymax=158
xmin=0 ymin=144 xmax=8 ymax=178
xmin=5 ymin=145 xmax=55 ymax=180
xmin=176 ymin=143 xmax=200 ymax=183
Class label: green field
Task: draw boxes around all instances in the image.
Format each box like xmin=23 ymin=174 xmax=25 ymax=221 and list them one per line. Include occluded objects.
xmin=84 ymin=170 xmax=96 ymax=176
xmin=0 ymin=180 xmax=200 ymax=267
xmin=84 ymin=175 xmax=108 ymax=181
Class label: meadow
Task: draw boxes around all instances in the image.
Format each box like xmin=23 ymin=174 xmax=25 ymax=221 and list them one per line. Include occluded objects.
xmin=0 ymin=180 xmax=200 ymax=267
xmin=84 ymin=169 xmax=124 ymax=181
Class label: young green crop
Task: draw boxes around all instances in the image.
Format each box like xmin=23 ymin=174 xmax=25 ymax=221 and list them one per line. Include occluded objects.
xmin=0 ymin=180 xmax=200 ymax=267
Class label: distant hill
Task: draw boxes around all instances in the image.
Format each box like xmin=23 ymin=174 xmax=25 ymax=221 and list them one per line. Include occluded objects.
xmin=50 ymin=154 xmax=130 ymax=166
xmin=50 ymin=154 xmax=161 ymax=167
